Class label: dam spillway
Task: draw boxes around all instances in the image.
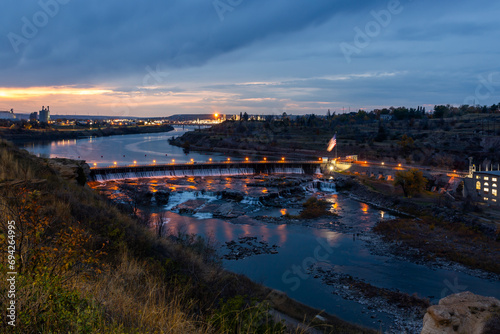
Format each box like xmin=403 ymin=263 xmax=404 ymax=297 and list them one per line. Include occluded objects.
xmin=89 ymin=161 xmax=323 ymax=181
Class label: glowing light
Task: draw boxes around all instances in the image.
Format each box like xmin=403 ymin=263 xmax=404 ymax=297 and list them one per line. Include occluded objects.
xmin=133 ymin=160 xmax=137 ymax=164
xmin=329 ymin=166 xmax=334 ymax=171
xmin=280 ymin=209 xmax=287 ymax=216
xmin=209 ymin=158 xmax=212 ymax=162
xmin=227 ymin=158 xmax=230 ymax=161
xmin=398 ymin=164 xmax=402 ymax=167
xmin=172 ymin=159 xmax=175 ymax=163
xmin=382 ymin=162 xmax=385 ymax=165
xmin=319 ymin=158 xmax=322 ymax=161
xmin=93 ymin=163 xmax=97 ymax=167
xmin=214 ymin=113 xmax=219 ymax=118
xmin=0 ymin=86 xmax=113 ymax=99
xmin=245 ymin=157 xmax=249 ymax=161
xmin=153 ymin=160 xmax=156 ymax=164
xmin=281 ymin=157 xmax=285 ymax=161
xmin=361 ymin=203 xmax=369 ymax=213
xmin=365 ymin=161 xmax=367 ymax=163
xmin=190 ymin=159 xmax=194 ymax=163
xmin=113 ymin=161 xmax=117 ymax=165
xmin=263 ymin=157 xmax=267 ymax=161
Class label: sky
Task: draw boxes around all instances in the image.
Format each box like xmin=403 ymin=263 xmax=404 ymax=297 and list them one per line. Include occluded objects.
xmin=1 ymin=0 xmax=499 ymax=117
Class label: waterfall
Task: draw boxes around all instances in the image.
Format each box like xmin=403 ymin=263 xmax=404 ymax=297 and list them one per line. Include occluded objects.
xmin=241 ymin=196 xmax=264 ymax=206
xmin=303 ymin=180 xmax=336 ymax=193
xmin=92 ymin=167 xmax=255 ymax=181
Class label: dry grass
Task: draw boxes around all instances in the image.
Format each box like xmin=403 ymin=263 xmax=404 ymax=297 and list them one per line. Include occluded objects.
xmin=0 ymin=139 xmax=376 ymax=334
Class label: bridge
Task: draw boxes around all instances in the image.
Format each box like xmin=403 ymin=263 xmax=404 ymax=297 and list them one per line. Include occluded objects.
xmin=89 ymin=160 xmax=324 ymax=181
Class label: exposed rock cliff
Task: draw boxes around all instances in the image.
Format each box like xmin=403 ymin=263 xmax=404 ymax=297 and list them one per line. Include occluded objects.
xmin=421 ymin=291 xmax=500 ymax=334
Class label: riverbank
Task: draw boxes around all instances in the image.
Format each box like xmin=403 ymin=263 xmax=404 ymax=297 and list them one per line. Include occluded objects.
xmin=334 ymin=173 xmax=500 ymax=276
xmin=0 ymin=139 xmax=375 ymax=333
xmin=0 ymin=124 xmax=174 ymax=143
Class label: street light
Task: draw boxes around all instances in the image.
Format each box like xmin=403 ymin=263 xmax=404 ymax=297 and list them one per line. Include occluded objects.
xmin=172 ymin=159 xmax=175 ymax=163
xmin=281 ymin=157 xmax=285 ymax=161
xmin=133 ymin=160 xmax=137 ymax=164
xmin=245 ymin=157 xmax=249 ymax=161
xmin=263 ymin=157 xmax=267 ymax=161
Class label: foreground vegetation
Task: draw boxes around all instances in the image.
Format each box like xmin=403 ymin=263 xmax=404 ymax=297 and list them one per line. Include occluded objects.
xmin=0 ymin=140 xmax=375 ymax=333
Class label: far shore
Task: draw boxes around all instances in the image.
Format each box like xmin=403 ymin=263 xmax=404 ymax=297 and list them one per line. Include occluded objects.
xmin=0 ymin=124 xmax=175 ymax=144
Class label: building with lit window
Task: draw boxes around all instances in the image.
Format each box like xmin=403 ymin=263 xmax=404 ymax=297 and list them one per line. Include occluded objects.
xmin=466 ymin=169 xmax=500 ymax=207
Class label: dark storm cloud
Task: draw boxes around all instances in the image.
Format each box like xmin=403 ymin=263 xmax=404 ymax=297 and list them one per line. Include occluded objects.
xmin=0 ymin=0 xmax=388 ymax=86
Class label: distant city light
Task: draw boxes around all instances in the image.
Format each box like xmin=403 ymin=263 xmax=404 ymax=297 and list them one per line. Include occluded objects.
xmin=153 ymin=160 xmax=156 ymax=163
xmin=172 ymin=159 xmax=175 ymax=163
xmin=93 ymin=163 xmax=97 ymax=166
xmin=133 ymin=160 xmax=137 ymax=164
xmin=263 ymin=157 xmax=267 ymax=161
xmin=227 ymin=158 xmax=230 ymax=161
xmin=214 ymin=113 xmax=219 ymax=118
xmin=398 ymin=164 xmax=402 ymax=167
xmin=281 ymin=157 xmax=285 ymax=161
xmin=209 ymin=158 xmax=212 ymax=162
xmin=245 ymin=157 xmax=249 ymax=161
xmin=382 ymin=162 xmax=385 ymax=165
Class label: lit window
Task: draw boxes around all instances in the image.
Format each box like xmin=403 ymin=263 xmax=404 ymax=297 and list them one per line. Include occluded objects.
xmin=484 ymin=177 xmax=489 ymax=181
xmin=484 ymin=188 xmax=489 ymax=194
xmin=493 ymin=178 xmax=498 ymax=182
xmin=485 ymin=182 xmax=489 ymax=187
xmin=493 ymin=189 xmax=498 ymax=196
xmin=476 ymin=181 xmax=481 ymax=190
xmin=493 ymin=199 xmax=497 ymax=202
xmin=493 ymin=184 xmax=498 ymax=188
xmin=484 ymin=197 xmax=489 ymax=201
xmin=476 ymin=176 xmax=480 ymax=179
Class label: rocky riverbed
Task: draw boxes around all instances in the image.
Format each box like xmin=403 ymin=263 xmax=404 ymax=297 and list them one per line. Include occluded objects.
xmin=91 ymin=173 xmax=500 ymax=332
xmin=223 ymin=236 xmax=279 ymax=260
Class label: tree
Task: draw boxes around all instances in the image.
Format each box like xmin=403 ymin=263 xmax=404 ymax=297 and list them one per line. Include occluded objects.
xmin=398 ymin=134 xmax=415 ymax=156
xmin=394 ymin=168 xmax=427 ymax=198
xmin=243 ymin=112 xmax=249 ymax=121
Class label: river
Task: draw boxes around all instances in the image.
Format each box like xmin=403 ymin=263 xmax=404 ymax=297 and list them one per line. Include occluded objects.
xmin=23 ymin=128 xmax=500 ymax=333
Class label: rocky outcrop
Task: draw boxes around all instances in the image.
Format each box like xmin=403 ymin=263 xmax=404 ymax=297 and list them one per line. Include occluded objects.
xmin=421 ymin=292 xmax=500 ymax=334
xmin=47 ymin=158 xmax=90 ymax=185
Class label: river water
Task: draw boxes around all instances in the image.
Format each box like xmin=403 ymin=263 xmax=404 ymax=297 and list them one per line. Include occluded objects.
xmin=23 ymin=128 xmax=500 ymax=333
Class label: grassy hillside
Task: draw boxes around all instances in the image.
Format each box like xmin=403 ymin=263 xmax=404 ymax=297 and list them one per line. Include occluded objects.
xmin=0 ymin=140 xmax=375 ymax=334
xmin=170 ymin=114 xmax=500 ymax=170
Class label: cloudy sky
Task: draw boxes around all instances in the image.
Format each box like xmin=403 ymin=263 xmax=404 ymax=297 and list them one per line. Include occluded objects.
xmin=1 ymin=0 xmax=499 ymax=117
